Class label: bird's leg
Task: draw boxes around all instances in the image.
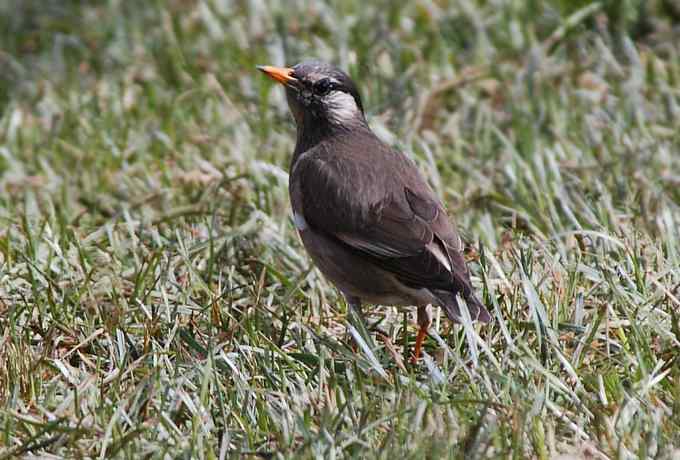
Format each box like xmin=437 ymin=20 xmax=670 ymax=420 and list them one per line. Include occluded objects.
xmin=411 ymin=305 xmax=432 ymax=364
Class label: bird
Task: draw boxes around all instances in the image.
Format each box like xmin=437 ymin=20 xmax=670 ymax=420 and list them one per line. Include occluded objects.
xmin=258 ymin=60 xmax=491 ymax=362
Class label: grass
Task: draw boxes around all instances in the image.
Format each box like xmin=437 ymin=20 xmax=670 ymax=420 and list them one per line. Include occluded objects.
xmin=1 ymin=0 xmax=680 ymax=458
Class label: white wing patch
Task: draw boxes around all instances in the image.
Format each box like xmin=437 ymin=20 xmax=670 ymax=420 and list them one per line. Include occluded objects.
xmin=293 ymin=211 xmax=308 ymax=231
xmin=427 ymin=242 xmax=452 ymax=272
xmin=325 ymin=91 xmax=360 ymax=124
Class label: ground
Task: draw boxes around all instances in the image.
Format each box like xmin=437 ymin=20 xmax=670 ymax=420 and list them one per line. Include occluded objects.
xmin=1 ymin=0 xmax=680 ymax=458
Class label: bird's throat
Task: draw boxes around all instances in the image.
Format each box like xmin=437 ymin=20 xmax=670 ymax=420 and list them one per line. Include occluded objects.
xmin=293 ymin=113 xmax=368 ymax=160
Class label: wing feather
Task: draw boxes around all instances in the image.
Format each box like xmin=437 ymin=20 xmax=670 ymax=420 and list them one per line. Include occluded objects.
xmin=290 ymin=138 xmax=474 ymax=295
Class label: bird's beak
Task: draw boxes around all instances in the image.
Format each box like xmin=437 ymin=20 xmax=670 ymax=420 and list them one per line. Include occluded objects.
xmin=257 ymin=65 xmax=297 ymax=86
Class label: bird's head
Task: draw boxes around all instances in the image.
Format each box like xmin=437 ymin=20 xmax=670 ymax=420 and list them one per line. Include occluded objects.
xmin=258 ymin=60 xmax=365 ymax=131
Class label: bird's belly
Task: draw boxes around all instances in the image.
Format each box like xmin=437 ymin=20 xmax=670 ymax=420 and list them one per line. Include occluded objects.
xmin=297 ymin=227 xmax=435 ymax=307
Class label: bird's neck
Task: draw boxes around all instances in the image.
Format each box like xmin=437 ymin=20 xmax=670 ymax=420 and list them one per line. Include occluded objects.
xmin=292 ymin=114 xmax=370 ymax=161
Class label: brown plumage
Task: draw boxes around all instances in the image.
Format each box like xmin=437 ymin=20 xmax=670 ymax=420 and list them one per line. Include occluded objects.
xmin=258 ymin=60 xmax=490 ymax=362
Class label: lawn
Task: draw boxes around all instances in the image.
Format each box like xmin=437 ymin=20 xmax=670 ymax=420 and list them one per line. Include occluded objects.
xmin=1 ymin=0 xmax=680 ymax=458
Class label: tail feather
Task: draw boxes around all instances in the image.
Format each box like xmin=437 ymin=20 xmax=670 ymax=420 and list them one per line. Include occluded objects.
xmin=434 ymin=290 xmax=491 ymax=324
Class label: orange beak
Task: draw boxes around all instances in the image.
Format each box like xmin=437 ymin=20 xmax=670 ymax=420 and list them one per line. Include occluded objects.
xmin=257 ymin=65 xmax=297 ymax=86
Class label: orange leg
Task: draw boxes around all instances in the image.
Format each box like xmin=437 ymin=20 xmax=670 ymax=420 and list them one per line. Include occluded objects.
xmin=410 ymin=306 xmax=432 ymax=364
xmin=410 ymin=325 xmax=428 ymax=364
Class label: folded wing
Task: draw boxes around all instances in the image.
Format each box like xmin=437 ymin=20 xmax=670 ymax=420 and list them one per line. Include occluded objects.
xmin=291 ymin=143 xmax=488 ymax=322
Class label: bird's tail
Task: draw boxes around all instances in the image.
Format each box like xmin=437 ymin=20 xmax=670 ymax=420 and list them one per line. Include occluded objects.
xmin=434 ymin=290 xmax=492 ymax=324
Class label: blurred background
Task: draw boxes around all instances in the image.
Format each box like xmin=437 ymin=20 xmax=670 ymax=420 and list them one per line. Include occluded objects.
xmin=1 ymin=0 xmax=679 ymax=458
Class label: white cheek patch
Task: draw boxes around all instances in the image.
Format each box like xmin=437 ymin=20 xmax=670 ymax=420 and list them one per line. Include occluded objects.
xmin=293 ymin=212 xmax=308 ymax=231
xmin=325 ymin=91 xmax=360 ymax=124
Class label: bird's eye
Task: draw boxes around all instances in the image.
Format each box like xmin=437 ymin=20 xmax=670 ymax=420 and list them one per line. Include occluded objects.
xmin=313 ymin=78 xmax=334 ymax=95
